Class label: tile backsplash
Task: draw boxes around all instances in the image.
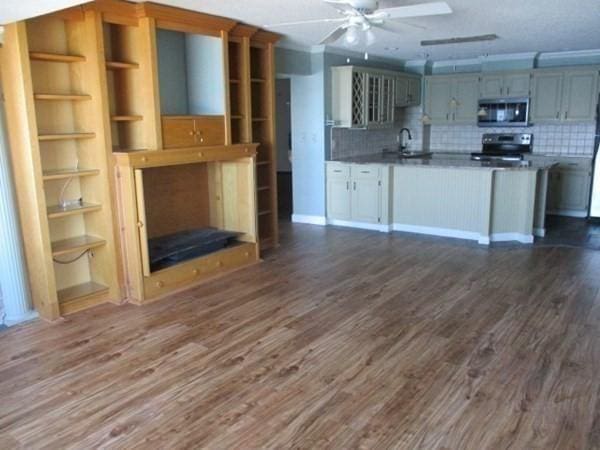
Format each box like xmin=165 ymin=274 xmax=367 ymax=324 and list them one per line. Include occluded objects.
xmin=330 ymin=105 xmax=596 ymax=159
xmin=429 ymin=123 xmax=596 ymax=156
xmin=330 ymin=106 xmax=425 ymax=160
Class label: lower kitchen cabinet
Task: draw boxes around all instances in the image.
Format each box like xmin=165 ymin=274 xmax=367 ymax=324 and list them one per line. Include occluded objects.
xmin=326 ymin=162 xmax=391 ymax=229
xmin=529 ymin=156 xmax=593 ymax=216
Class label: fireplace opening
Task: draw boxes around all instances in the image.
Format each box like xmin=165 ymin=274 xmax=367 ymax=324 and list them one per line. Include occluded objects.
xmin=136 ymin=161 xmax=255 ymax=273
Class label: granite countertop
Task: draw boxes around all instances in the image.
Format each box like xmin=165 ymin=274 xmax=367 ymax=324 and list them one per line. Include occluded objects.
xmin=331 ymin=152 xmax=556 ymax=171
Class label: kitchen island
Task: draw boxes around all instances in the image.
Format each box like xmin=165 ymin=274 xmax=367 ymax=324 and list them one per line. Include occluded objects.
xmin=326 ymin=154 xmax=553 ymax=244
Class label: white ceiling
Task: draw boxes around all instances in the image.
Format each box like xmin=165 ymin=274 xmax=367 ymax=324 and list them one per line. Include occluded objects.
xmin=2 ymin=0 xmax=600 ymax=61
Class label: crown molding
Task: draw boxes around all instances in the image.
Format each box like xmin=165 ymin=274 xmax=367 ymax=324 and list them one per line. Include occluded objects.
xmin=537 ymin=48 xmax=600 ymax=60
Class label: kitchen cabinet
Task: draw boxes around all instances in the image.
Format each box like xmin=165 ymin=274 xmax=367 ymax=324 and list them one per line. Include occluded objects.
xmin=332 ymin=66 xmax=420 ymax=128
xmin=424 ymin=75 xmax=478 ymax=124
xmin=528 ymin=156 xmax=593 ymax=216
xmin=531 ymin=69 xmax=598 ymax=123
xmin=395 ymin=75 xmax=421 ymax=107
xmin=479 ymin=72 xmax=530 ymax=98
xmin=162 ymin=116 xmax=225 ymax=149
xmin=326 ymin=162 xmax=391 ymax=226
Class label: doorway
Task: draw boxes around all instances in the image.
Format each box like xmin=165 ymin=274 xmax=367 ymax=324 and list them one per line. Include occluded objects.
xmin=275 ymin=78 xmax=292 ymax=220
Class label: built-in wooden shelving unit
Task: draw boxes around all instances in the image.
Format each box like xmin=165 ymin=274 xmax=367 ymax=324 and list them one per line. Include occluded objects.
xmin=248 ymin=38 xmax=278 ymax=249
xmin=1 ymin=11 xmax=122 ymax=319
xmin=2 ymin=0 xmax=279 ymax=320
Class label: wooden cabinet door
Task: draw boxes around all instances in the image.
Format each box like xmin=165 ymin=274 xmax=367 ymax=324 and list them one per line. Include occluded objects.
xmin=452 ymin=76 xmax=479 ymax=124
xmin=327 ymin=168 xmax=351 ymax=221
xmin=366 ymin=74 xmax=382 ymax=127
xmin=555 ymin=170 xmax=591 ymax=211
xmin=395 ymin=76 xmax=409 ymax=107
xmin=531 ymin=72 xmax=563 ymax=122
xmin=193 ymin=116 xmax=225 ymax=146
xmin=162 ymin=117 xmax=197 ymax=149
xmin=134 ymin=169 xmax=151 ymax=277
xmin=561 ymin=70 xmax=598 ymax=122
xmin=380 ymin=76 xmax=395 ymax=127
xmin=479 ymin=75 xmax=503 ymax=98
xmin=407 ymin=77 xmax=421 ymax=106
xmin=503 ymin=73 xmax=530 ymax=97
xmin=351 ymin=166 xmax=380 ymax=224
xmin=425 ymin=78 xmax=452 ymax=123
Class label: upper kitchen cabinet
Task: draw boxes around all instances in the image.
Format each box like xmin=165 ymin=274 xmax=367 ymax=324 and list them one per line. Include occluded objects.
xmin=395 ymin=74 xmax=421 ymax=107
xmin=331 ymin=66 xmax=421 ymax=128
xmin=424 ymin=75 xmax=478 ymax=124
xmin=156 ymin=29 xmax=227 ymax=148
xmin=531 ymin=68 xmax=598 ymax=123
xmin=479 ymin=72 xmax=530 ymax=98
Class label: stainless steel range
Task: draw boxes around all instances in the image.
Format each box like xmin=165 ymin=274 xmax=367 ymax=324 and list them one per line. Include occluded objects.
xmin=471 ymin=133 xmax=533 ymax=161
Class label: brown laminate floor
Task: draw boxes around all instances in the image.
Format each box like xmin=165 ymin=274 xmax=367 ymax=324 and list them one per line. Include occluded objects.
xmin=1 ymin=222 xmax=600 ymax=449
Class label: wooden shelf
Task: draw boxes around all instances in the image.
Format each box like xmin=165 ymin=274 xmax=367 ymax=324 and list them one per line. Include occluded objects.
xmin=38 ymin=133 xmax=96 ymax=141
xmin=231 ymin=115 xmax=244 ymax=119
xmin=51 ymin=235 xmax=106 ymax=257
xmin=258 ymin=210 xmax=271 ymax=216
xmin=57 ymin=281 xmax=108 ymax=305
xmin=252 ymin=117 xmax=268 ymax=122
xmin=29 ymin=52 xmax=85 ymax=63
xmin=34 ymin=93 xmax=91 ymax=101
xmin=42 ymin=168 xmax=100 ymax=181
xmin=47 ymin=202 xmax=102 ymax=219
xmin=112 ymin=147 xmax=149 ymax=153
xmin=251 ymin=78 xmax=266 ymax=83
xmin=229 ymin=78 xmax=240 ymax=83
xmin=111 ymin=115 xmax=143 ymax=122
xmin=105 ymin=60 xmax=139 ymax=70
xmin=257 ymin=185 xmax=270 ymax=191
xmin=256 ymin=161 xmax=270 ymax=166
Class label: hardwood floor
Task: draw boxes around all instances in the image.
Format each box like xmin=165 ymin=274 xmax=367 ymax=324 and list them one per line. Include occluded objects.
xmin=2 ymin=222 xmax=600 ymax=449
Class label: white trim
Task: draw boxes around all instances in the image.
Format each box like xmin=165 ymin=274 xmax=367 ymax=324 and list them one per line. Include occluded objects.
xmin=4 ymin=310 xmax=38 ymax=327
xmin=547 ymin=209 xmax=588 ymax=218
xmin=275 ymin=41 xmax=312 ymax=53
xmin=537 ymin=49 xmax=600 ymax=60
xmin=533 ymin=227 xmax=546 ymax=237
xmin=392 ymin=223 xmax=482 ymax=242
xmin=291 ymin=214 xmax=327 ymax=226
xmin=479 ymin=52 xmax=538 ymax=62
xmin=489 ymin=233 xmax=534 ymax=244
xmin=328 ymin=219 xmax=391 ymax=233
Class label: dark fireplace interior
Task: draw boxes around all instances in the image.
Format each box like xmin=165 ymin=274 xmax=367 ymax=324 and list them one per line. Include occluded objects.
xmin=141 ymin=163 xmax=240 ymax=272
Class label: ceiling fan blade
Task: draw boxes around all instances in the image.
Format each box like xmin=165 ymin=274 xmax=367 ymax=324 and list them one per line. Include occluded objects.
xmin=377 ymin=1 xmax=452 ymax=19
xmin=323 ymin=0 xmax=356 ymax=13
xmin=264 ymin=17 xmax=347 ymax=28
xmin=375 ymin=20 xmax=427 ymax=32
xmin=319 ymin=25 xmax=348 ymax=45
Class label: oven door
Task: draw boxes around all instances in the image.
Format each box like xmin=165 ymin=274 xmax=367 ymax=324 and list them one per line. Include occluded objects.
xmin=478 ymin=98 xmax=529 ymax=127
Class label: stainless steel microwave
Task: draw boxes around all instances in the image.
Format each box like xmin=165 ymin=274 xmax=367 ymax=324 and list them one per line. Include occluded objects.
xmin=477 ymin=98 xmax=530 ymax=127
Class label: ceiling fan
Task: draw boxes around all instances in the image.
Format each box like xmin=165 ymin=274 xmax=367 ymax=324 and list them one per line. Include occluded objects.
xmin=265 ymin=0 xmax=453 ymax=47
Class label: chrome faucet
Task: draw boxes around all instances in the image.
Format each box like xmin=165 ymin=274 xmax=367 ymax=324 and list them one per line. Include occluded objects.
xmin=399 ymin=128 xmax=412 ymax=151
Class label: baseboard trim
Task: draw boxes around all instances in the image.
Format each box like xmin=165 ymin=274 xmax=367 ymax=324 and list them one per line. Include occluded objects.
xmin=328 ymin=219 xmax=392 ymax=233
xmin=547 ymin=210 xmax=587 ymax=218
xmin=489 ymin=232 xmax=534 ymax=244
xmin=392 ymin=223 xmax=482 ymax=243
xmin=533 ymin=227 xmax=546 ymax=237
xmin=291 ymin=214 xmax=327 ymax=226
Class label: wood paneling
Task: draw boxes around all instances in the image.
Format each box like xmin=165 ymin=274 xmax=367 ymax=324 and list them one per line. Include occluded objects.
xmin=141 ymin=163 xmax=210 ymax=238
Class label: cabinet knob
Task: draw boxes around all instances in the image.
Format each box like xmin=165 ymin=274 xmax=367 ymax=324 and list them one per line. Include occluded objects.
xmin=156 ymin=281 xmax=164 ymax=288
xmin=137 ymin=221 xmax=144 ymax=228
xmin=192 ymin=268 xmax=199 ymax=276
xmin=141 ymin=157 xmax=148 ymax=163
xmin=216 ymin=261 xmax=223 ymax=268
xmin=198 ymin=152 xmax=204 ymax=157
xmin=189 ymin=131 xmax=195 ymax=136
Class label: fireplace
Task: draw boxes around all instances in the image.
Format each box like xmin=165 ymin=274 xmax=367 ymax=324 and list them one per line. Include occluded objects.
xmin=114 ymin=145 xmax=259 ymax=303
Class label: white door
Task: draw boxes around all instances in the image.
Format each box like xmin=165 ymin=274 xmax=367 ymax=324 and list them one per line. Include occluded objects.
xmin=351 ymin=167 xmax=380 ymax=223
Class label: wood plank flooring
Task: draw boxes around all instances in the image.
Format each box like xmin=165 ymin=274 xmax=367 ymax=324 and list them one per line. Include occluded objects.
xmin=2 ymin=222 xmax=600 ymax=449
